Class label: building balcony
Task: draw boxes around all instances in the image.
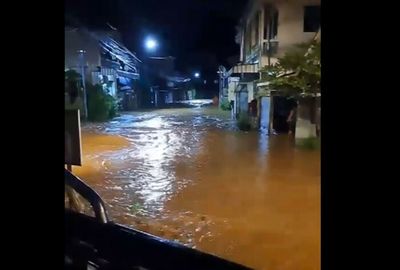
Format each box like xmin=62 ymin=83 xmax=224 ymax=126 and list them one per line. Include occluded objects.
xmin=230 ymin=63 xmax=259 ymax=74
xmin=244 ymin=40 xmax=279 ymax=64
xmin=245 ymin=44 xmax=261 ymax=64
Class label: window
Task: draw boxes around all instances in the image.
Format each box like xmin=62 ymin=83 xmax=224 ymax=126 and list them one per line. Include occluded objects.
xmin=254 ymin=12 xmax=260 ymax=45
xmin=304 ymin=6 xmax=320 ymax=32
xmin=271 ymin=10 xmax=278 ymax=39
xmin=245 ymin=24 xmax=251 ymax=54
xmin=264 ymin=7 xmax=279 ymax=40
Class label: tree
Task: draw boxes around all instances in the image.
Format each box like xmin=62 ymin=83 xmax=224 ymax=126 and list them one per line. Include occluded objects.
xmin=259 ymin=40 xmax=321 ymax=141
xmin=65 ymin=70 xmax=82 ymax=104
xmin=86 ymin=83 xmax=118 ymax=122
xmin=259 ymin=41 xmax=320 ymax=98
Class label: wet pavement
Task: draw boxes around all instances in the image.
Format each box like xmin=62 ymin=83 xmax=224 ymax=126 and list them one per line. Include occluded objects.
xmin=72 ymin=106 xmax=320 ymax=270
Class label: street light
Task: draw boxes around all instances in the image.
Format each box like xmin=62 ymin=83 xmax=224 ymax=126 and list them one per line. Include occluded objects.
xmin=144 ymin=37 xmax=158 ymax=52
xmin=194 ymin=72 xmax=200 ymax=78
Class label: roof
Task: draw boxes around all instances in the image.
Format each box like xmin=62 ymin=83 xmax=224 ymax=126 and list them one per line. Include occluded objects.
xmin=166 ymin=76 xmax=191 ymax=83
xmin=65 ymin=25 xmax=141 ymax=71
xmin=166 ymin=71 xmax=191 ymax=83
xmin=116 ymin=69 xmax=140 ymax=80
xmin=148 ymin=56 xmax=176 ymax=61
xmin=99 ymin=36 xmax=142 ymax=64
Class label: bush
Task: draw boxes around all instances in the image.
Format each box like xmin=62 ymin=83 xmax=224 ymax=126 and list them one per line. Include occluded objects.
xmin=220 ymin=99 xmax=231 ymax=111
xmin=65 ymin=70 xmax=82 ymax=106
xmin=296 ymin=137 xmax=320 ymax=150
xmin=87 ymin=84 xmax=118 ymax=122
xmin=237 ymin=113 xmax=251 ymax=131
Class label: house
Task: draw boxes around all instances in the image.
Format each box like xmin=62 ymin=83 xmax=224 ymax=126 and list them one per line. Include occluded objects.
xmin=65 ymin=25 xmax=142 ymax=111
xmin=144 ymin=57 xmax=193 ymax=108
xmin=223 ymin=0 xmax=320 ymax=133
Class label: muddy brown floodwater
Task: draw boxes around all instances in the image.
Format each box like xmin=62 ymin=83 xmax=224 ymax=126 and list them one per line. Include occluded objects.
xmin=72 ymin=107 xmax=320 ymax=270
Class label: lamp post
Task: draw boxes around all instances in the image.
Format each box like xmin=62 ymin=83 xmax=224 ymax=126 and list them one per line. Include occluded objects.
xmin=217 ymin=66 xmax=226 ymax=106
xmin=143 ymin=36 xmax=159 ymax=107
xmin=78 ymin=50 xmax=88 ymax=119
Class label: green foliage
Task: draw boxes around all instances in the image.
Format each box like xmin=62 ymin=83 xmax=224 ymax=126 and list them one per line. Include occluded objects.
xmin=260 ymin=41 xmax=320 ymax=97
xmin=65 ymin=69 xmax=81 ymax=82
xmin=296 ymin=137 xmax=320 ymax=150
xmin=65 ymin=70 xmax=81 ymax=96
xmin=87 ymin=83 xmax=118 ymax=122
xmin=65 ymin=69 xmax=82 ymax=109
xmin=220 ymin=98 xmax=231 ymax=111
xmin=237 ymin=113 xmax=251 ymax=131
xmin=130 ymin=202 xmax=144 ymax=216
xmin=65 ymin=70 xmax=117 ymax=121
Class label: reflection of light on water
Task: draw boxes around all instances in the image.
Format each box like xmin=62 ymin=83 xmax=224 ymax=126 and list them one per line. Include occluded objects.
xmin=135 ymin=117 xmax=164 ymax=129
xmin=80 ymin=113 xmax=199 ymax=216
xmin=258 ymin=132 xmax=269 ymax=156
xmin=127 ymin=129 xmax=180 ymax=211
xmin=256 ymin=132 xmax=269 ymax=189
xmin=177 ymin=99 xmax=213 ymax=107
xmin=77 ymin=108 xmax=320 ymax=270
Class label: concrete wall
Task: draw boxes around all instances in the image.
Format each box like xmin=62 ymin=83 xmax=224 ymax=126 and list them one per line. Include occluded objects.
xmin=295 ymin=96 xmax=317 ymax=139
xmin=274 ymin=0 xmax=320 ymax=56
xmin=247 ymin=83 xmax=254 ymax=102
xmin=241 ymin=0 xmax=320 ymax=67
xmin=65 ymin=94 xmax=84 ymax=112
xmin=260 ymin=56 xmax=279 ymax=67
xmin=228 ymin=77 xmax=240 ymax=101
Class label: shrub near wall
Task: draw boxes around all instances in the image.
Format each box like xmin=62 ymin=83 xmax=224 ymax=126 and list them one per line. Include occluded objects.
xmin=87 ymin=84 xmax=118 ymax=122
xmin=296 ymin=137 xmax=320 ymax=150
xmin=220 ymin=98 xmax=231 ymax=111
xmin=237 ymin=113 xmax=251 ymax=131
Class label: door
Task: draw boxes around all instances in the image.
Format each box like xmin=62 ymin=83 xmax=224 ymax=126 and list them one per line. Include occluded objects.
xmin=260 ymin=96 xmax=270 ymax=132
xmin=238 ymin=86 xmax=248 ymax=116
xmin=272 ymin=96 xmax=291 ymax=133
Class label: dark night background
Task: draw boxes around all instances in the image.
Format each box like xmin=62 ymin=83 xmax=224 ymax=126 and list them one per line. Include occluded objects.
xmin=65 ymin=0 xmax=248 ymax=94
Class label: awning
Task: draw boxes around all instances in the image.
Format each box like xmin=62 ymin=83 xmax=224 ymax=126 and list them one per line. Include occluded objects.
xmin=119 ymin=86 xmax=132 ymax=91
xmin=116 ymin=70 xmax=139 ymax=80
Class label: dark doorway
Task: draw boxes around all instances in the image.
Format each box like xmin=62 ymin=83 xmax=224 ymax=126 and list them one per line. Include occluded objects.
xmin=236 ymin=86 xmax=248 ymax=116
xmin=158 ymin=91 xmax=167 ymax=107
xmin=272 ymin=96 xmax=293 ymax=133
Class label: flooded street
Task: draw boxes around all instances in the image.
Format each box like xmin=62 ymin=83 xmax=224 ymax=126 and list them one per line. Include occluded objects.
xmin=73 ymin=107 xmax=320 ymax=270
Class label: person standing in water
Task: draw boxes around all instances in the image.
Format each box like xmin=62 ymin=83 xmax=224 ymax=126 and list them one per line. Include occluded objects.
xmin=287 ymin=101 xmax=298 ymax=135
xmin=212 ymin=96 xmax=219 ymax=106
xmin=230 ymin=100 xmax=235 ymax=119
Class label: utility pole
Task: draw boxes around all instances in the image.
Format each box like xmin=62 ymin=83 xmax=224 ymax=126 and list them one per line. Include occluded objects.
xmin=78 ymin=50 xmax=88 ymax=119
xmin=217 ymin=66 xmax=226 ymax=107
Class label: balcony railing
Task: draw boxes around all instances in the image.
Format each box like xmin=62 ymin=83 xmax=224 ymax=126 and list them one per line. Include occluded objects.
xmin=245 ymin=44 xmax=261 ymax=63
xmin=231 ymin=64 xmax=259 ymax=74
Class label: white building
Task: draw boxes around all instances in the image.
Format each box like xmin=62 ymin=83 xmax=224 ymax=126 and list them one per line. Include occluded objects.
xmin=224 ymin=0 xmax=320 ymax=132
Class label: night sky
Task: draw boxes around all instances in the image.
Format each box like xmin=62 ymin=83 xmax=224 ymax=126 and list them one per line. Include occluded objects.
xmin=65 ymin=0 xmax=248 ymax=82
